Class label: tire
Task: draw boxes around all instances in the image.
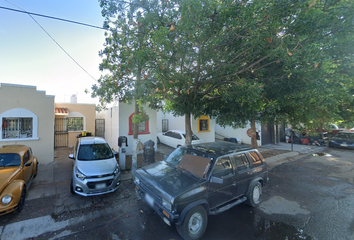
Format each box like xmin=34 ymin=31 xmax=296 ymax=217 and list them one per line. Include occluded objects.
xmin=246 ymin=181 xmax=262 ymax=207
xmin=70 ymin=179 xmax=75 ymax=194
xmin=157 ymin=137 xmax=160 ymax=144
xmin=176 ymin=205 xmax=208 ymax=240
xmin=17 ymin=188 xmax=26 ymax=213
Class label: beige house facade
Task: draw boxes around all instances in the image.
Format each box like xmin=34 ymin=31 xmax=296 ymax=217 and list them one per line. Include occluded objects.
xmin=55 ymin=103 xmax=96 ymax=147
xmin=0 ymin=83 xmax=55 ymax=164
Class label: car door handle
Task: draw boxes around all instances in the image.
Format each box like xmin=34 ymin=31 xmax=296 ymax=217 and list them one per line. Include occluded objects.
xmin=25 ymin=162 xmax=32 ymax=167
xmin=232 ymin=181 xmax=237 ymax=186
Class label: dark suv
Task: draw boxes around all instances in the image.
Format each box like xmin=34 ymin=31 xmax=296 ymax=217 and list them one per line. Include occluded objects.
xmin=134 ymin=142 xmax=268 ymax=240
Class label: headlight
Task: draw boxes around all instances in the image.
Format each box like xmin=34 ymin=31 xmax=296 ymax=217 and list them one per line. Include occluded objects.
xmin=2 ymin=195 xmax=12 ymax=204
xmin=75 ymin=167 xmax=86 ymax=180
xmin=134 ymin=175 xmax=140 ymax=185
xmin=162 ymin=198 xmax=172 ymax=211
xmin=114 ymin=165 xmax=120 ymax=175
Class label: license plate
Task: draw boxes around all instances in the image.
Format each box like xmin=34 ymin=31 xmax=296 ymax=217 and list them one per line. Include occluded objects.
xmin=145 ymin=193 xmax=154 ymax=206
xmin=340 ymin=143 xmax=348 ymax=147
xmin=96 ymin=183 xmax=106 ymax=189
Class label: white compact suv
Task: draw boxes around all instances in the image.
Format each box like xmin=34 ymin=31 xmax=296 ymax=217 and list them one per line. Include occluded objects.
xmin=69 ymin=137 xmax=121 ymax=196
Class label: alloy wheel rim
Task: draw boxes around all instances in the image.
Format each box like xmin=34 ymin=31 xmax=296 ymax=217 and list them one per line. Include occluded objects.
xmin=189 ymin=212 xmax=202 ymax=234
xmin=253 ymin=185 xmax=261 ymax=203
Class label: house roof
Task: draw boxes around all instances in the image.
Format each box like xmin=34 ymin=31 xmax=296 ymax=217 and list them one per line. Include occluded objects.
xmin=55 ymin=108 xmax=69 ymax=115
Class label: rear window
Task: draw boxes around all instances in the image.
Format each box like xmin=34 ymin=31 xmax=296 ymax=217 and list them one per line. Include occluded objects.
xmin=78 ymin=143 xmax=114 ymax=161
xmin=247 ymin=151 xmax=263 ymax=167
xmin=0 ymin=153 xmax=21 ymax=167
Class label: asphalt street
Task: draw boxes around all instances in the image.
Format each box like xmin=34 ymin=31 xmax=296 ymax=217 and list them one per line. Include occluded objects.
xmin=0 ymin=145 xmax=353 ymax=240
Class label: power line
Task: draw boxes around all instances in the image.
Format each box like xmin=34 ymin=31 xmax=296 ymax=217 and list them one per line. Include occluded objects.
xmin=0 ymin=6 xmax=105 ymax=30
xmin=2 ymin=2 xmax=98 ymax=82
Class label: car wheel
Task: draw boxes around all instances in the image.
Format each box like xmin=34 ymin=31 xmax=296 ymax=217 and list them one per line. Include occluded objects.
xmin=33 ymin=163 xmax=38 ymax=178
xmin=17 ymin=188 xmax=26 ymax=213
xmin=177 ymin=145 xmax=181 ymax=148
xmin=157 ymin=137 xmax=160 ymax=144
xmin=176 ymin=205 xmax=207 ymax=240
xmin=246 ymin=181 xmax=262 ymax=207
xmin=70 ymin=179 xmax=75 ymax=194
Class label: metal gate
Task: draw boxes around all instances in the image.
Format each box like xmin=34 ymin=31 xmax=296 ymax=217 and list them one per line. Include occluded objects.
xmin=261 ymin=123 xmax=274 ymax=145
xmin=55 ymin=118 xmax=68 ymax=148
xmin=162 ymin=119 xmax=169 ymax=132
xmin=95 ymin=119 xmax=105 ymax=138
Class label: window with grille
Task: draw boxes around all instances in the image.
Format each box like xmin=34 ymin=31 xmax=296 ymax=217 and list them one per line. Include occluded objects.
xmin=67 ymin=117 xmax=84 ymax=131
xmin=2 ymin=117 xmax=33 ymax=139
xmin=128 ymin=113 xmax=150 ymax=135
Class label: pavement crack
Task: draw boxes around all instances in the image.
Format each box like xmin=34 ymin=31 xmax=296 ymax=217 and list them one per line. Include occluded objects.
xmin=301 ymin=215 xmax=312 ymax=229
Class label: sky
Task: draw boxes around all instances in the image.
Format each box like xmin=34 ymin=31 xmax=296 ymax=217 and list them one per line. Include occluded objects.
xmin=0 ymin=0 xmax=107 ymax=104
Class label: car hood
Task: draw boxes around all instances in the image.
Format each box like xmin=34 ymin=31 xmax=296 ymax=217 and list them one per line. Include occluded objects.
xmin=136 ymin=161 xmax=204 ymax=199
xmin=76 ymin=158 xmax=117 ymax=176
xmin=0 ymin=168 xmax=19 ymax=193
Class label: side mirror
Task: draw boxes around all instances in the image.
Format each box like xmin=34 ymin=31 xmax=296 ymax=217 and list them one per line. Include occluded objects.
xmin=113 ymin=151 xmax=118 ymax=155
xmin=210 ymin=176 xmax=223 ymax=184
xmin=69 ymin=154 xmax=75 ymax=160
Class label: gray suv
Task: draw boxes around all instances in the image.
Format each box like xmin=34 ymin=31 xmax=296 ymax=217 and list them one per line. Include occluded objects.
xmin=69 ymin=137 xmax=121 ymax=196
xmin=134 ymin=142 xmax=268 ymax=240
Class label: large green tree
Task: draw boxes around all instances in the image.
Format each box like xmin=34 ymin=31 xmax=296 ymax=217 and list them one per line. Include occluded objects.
xmin=93 ymin=0 xmax=354 ymax=153
xmin=92 ymin=0 xmax=171 ymax=176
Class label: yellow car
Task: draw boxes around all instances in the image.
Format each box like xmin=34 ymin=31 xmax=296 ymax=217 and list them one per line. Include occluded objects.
xmin=0 ymin=145 xmax=39 ymax=216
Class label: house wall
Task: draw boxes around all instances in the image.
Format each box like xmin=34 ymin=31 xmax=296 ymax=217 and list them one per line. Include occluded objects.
xmin=104 ymin=106 xmax=119 ymax=151
xmin=158 ymin=111 xmax=215 ymax=143
xmin=119 ymin=103 xmax=157 ymax=155
xmin=103 ymin=103 xmax=157 ymax=155
xmin=0 ymin=83 xmax=55 ymax=164
xmin=55 ymin=103 xmax=96 ymax=147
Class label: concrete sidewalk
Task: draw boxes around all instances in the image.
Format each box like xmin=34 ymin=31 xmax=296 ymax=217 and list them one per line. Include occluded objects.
xmin=259 ymin=142 xmax=326 ymax=169
xmin=27 ymin=143 xmax=326 ymax=200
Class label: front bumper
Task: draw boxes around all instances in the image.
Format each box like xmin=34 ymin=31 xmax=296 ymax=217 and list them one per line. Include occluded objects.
xmin=135 ymin=183 xmax=179 ymax=226
xmin=0 ymin=203 xmax=18 ymax=216
xmin=73 ymin=172 xmax=121 ymax=197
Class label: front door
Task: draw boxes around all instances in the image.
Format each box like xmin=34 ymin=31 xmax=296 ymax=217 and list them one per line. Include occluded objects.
xmin=208 ymin=156 xmax=237 ymax=208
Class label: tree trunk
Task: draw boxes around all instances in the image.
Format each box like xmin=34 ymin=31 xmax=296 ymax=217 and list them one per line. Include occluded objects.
xmin=251 ymin=118 xmax=258 ymax=149
xmin=131 ymin=99 xmax=139 ymax=179
xmin=185 ymin=113 xmax=192 ymax=146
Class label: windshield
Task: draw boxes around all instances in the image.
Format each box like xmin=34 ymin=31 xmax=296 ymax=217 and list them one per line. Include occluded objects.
xmin=0 ymin=153 xmax=21 ymax=167
xmin=165 ymin=148 xmax=213 ymax=179
xmin=78 ymin=143 xmax=114 ymax=161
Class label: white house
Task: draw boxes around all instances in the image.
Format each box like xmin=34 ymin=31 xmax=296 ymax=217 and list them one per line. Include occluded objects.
xmin=102 ymin=102 xmax=157 ymax=155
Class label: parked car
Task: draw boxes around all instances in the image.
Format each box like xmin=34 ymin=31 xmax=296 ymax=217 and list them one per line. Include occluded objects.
xmin=328 ymin=132 xmax=354 ymax=150
xmin=157 ymin=130 xmax=203 ymax=148
xmin=134 ymin=142 xmax=268 ymax=240
xmin=0 ymin=145 xmax=39 ymax=216
xmin=69 ymin=137 xmax=121 ymax=196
